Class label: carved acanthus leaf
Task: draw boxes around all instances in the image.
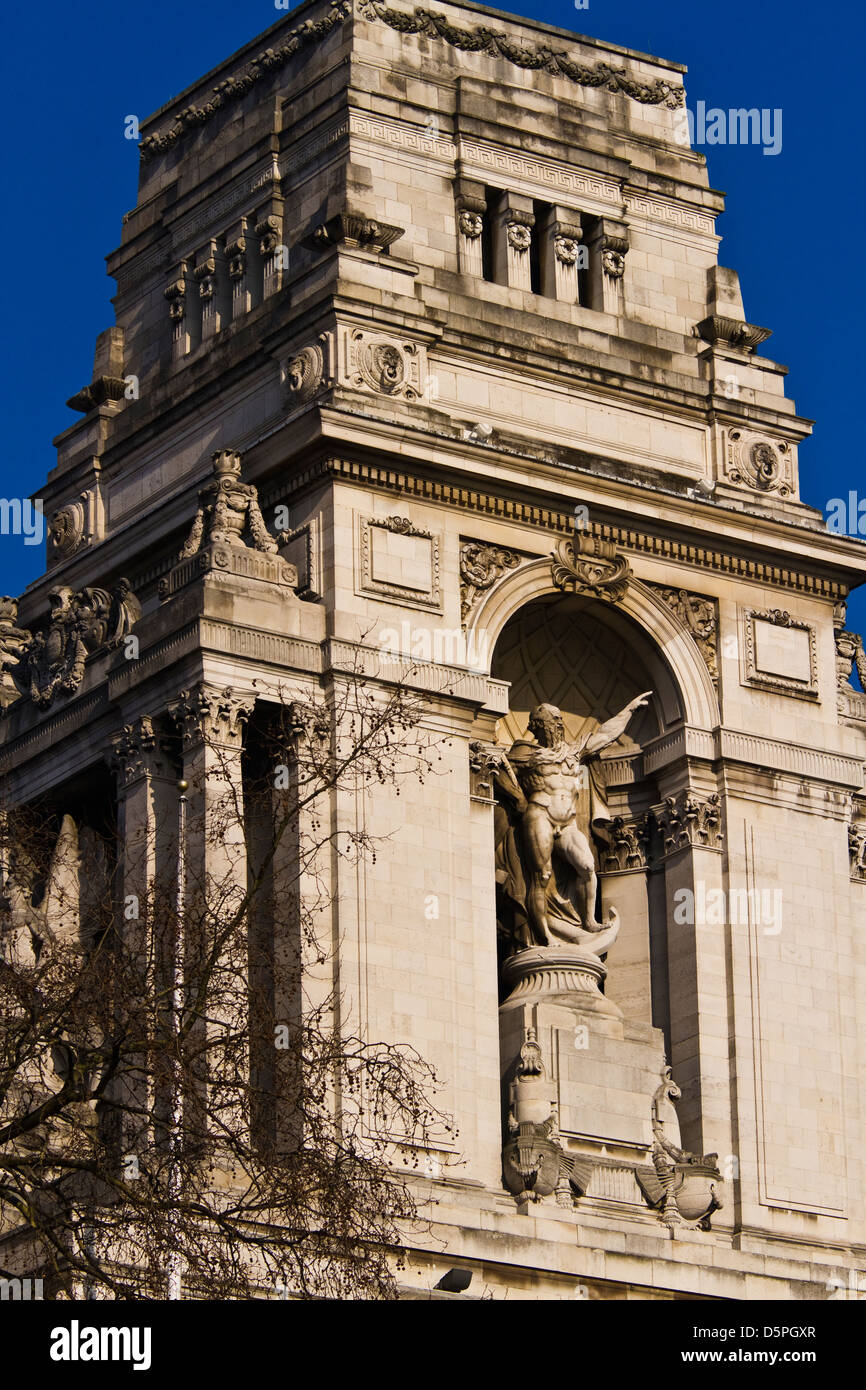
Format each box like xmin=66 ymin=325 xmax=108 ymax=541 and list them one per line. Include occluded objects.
xmin=459 ymin=542 xmax=521 ymax=623
xmin=649 ymin=585 xmax=718 ymax=688
xmin=653 ymin=790 xmax=723 ymax=856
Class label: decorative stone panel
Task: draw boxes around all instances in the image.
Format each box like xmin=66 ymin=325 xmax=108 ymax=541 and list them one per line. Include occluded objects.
xmin=742 ymin=608 xmax=818 ymax=701
xmin=356 ymin=514 xmax=442 ymax=612
xmin=725 ymin=429 xmax=794 ymax=496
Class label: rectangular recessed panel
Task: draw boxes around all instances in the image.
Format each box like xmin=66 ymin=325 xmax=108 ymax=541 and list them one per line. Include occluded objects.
xmin=370 ymin=528 xmax=433 ymax=592
xmin=753 ymin=619 xmax=811 ymax=683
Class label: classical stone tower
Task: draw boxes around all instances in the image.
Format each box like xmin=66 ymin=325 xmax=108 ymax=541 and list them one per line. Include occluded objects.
xmin=3 ymin=0 xmax=866 ymax=1298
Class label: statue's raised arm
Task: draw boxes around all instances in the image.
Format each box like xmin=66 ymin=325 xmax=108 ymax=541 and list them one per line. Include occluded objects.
xmin=579 ymin=691 xmax=652 ymax=758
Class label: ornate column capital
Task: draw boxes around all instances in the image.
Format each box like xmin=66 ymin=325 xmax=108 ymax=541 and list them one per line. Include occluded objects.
xmin=110 ymin=714 xmax=175 ymax=789
xmin=168 ymin=685 xmax=254 ymax=751
xmin=651 ymin=790 xmax=724 ymax=859
xmin=601 ymin=814 xmax=650 ymax=872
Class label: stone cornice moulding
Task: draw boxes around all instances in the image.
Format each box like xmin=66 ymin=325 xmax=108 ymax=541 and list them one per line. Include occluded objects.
xmin=283 ymin=457 xmax=849 ymax=601
xmin=641 ymin=724 xmax=864 ymax=791
xmin=356 ymin=0 xmax=685 ymax=108
xmin=138 ymin=2 xmax=353 ymax=160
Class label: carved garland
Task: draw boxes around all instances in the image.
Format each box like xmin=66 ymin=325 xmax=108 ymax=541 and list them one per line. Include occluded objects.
xmin=139 ymin=3 xmax=353 ymax=158
xmin=356 ymin=0 xmax=685 ymax=107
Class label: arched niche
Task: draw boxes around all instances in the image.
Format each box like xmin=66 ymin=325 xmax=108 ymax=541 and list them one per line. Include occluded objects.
xmin=468 ymin=558 xmax=719 ymax=734
xmin=475 ymin=563 xmax=719 ymax=1036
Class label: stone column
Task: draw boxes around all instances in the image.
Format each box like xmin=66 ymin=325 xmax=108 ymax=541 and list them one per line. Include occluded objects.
xmin=586 ymin=218 xmax=629 ymax=314
xmin=455 ymin=194 xmax=486 ymax=277
xmin=110 ymin=715 xmax=179 ymax=1155
xmin=540 ymin=209 xmax=583 ymax=304
xmin=652 ymin=787 xmax=730 ymax=1166
xmin=164 ymin=267 xmax=189 ymax=362
xmin=169 ymin=684 xmax=255 ymax=1137
xmin=226 ymin=221 xmax=250 ymax=319
xmin=496 ymin=197 xmax=535 ymax=292
xmin=599 ymin=814 xmax=652 ymax=1023
xmin=256 ymin=213 xmax=284 ymax=299
xmin=194 ymin=240 xmax=228 ymax=341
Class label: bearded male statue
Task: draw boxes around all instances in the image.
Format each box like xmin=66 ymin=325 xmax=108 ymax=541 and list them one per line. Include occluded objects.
xmin=490 ymin=694 xmax=651 ymax=955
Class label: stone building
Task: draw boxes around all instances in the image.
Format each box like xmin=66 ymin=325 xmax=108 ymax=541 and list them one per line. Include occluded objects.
xmin=2 ymin=0 xmax=865 ymax=1298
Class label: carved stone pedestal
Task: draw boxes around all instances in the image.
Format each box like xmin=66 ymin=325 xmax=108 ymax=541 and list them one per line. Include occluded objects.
xmin=500 ymin=944 xmax=623 ymax=1030
xmin=499 ymin=944 xmax=722 ymax=1229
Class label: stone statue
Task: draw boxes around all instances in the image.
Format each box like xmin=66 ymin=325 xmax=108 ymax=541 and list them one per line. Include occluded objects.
xmin=489 ymin=694 xmax=650 ymax=953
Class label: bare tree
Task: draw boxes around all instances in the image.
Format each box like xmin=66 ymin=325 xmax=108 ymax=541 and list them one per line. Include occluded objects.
xmin=0 ymin=671 xmax=454 ymax=1299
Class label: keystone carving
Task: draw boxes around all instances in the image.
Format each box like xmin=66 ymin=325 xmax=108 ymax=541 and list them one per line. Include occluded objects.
xmin=649 ymin=585 xmax=718 ymax=688
xmin=653 ymin=790 xmax=724 ymax=856
xmin=178 ymin=451 xmax=278 ymax=559
xmin=459 ymin=541 xmax=521 ymax=623
xmin=550 ymin=533 xmax=631 ymax=603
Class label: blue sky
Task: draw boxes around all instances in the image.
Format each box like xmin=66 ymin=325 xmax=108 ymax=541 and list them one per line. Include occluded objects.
xmin=2 ymin=0 xmax=864 ymax=634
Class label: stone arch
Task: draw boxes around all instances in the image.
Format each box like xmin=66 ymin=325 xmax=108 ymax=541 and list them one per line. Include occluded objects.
xmin=466 ymin=557 xmax=719 ymax=733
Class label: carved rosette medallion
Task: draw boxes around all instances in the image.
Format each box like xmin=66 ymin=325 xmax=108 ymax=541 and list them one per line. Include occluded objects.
xmin=458 ymin=209 xmax=483 ymax=238
xmin=648 ymin=584 xmax=718 ymax=688
xmin=459 ymin=541 xmax=521 ymax=623
xmin=347 ymin=331 xmax=422 ymax=399
xmin=506 ymin=221 xmax=532 ymax=252
xmin=726 ymin=430 xmax=794 ymax=496
xmin=283 ymin=343 xmax=325 ymax=404
xmin=554 ymin=234 xmax=581 ymax=266
xmin=550 ymin=534 xmax=631 ymax=603
xmin=48 ymin=502 xmax=87 ymax=562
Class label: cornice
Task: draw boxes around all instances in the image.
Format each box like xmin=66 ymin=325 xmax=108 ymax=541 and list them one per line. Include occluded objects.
xmin=137 ymin=0 xmax=685 ymax=162
xmin=139 ymin=2 xmax=352 ymax=160
xmin=355 ymin=1 xmax=685 ymax=108
xmin=278 ymin=456 xmax=851 ymax=601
